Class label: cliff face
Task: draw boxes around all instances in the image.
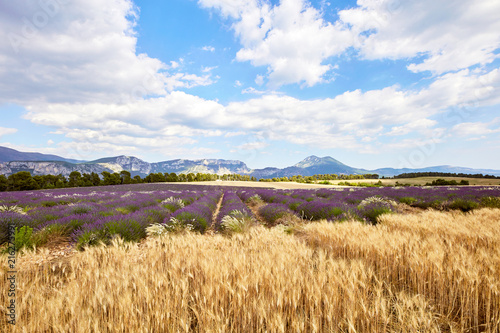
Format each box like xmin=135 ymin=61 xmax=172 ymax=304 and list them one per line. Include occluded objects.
xmin=0 ymin=157 xmax=254 ymax=177
xmin=0 ymin=161 xmax=115 ymax=177
xmin=150 ymin=159 xmax=252 ymax=175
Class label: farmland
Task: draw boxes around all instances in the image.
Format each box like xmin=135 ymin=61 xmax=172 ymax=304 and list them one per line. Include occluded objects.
xmin=1 ymin=183 xmax=500 ymax=332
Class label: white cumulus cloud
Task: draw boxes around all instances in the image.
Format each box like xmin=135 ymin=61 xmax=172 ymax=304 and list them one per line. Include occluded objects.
xmin=198 ymin=0 xmax=352 ymax=87
xmin=0 ymin=0 xmax=214 ymax=105
xmin=339 ymin=0 xmax=500 ymax=74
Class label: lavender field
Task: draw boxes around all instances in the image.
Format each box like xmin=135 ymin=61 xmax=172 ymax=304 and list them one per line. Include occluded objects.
xmin=2 ymin=184 xmax=500 ymax=331
xmin=1 ymin=184 xmax=500 ymax=251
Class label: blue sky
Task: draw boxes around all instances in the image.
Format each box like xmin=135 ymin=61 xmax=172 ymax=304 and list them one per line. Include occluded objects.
xmin=0 ymin=0 xmax=499 ymax=170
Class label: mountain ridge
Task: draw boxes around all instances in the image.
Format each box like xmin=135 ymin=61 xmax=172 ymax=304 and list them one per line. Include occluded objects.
xmin=0 ymin=146 xmax=83 ymax=164
xmin=1 ymin=146 xmax=499 ymax=178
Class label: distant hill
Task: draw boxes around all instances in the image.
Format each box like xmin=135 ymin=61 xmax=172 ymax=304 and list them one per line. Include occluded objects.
xmin=0 ymin=146 xmax=83 ymax=164
xmin=372 ymin=165 xmax=500 ymax=178
xmin=1 ymin=146 xmax=499 ymax=178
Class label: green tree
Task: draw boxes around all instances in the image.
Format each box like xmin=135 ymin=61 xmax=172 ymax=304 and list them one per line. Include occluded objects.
xmin=90 ymin=172 xmax=101 ymax=186
xmin=81 ymin=173 xmax=93 ymax=187
xmin=144 ymin=173 xmax=165 ymax=183
xmin=102 ymin=171 xmax=121 ymax=185
xmin=55 ymin=174 xmax=67 ymax=188
xmin=165 ymin=172 xmax=178 ymax=182
xmin=68 ymin=171 xmax=83 ymax=187
xmin=120 ymin=170 xmax=132 ymax=184
xmin=0 ymin=175 xmax=8 ymax=191
xmin=33 ymin=175 xmax=45 ymax=189
xmin=8 ymin=171 xmax=38 ymax=191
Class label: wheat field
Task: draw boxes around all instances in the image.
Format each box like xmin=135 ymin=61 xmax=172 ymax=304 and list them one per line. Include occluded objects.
xmin=1 ymin=208 xmax=499 ymax=332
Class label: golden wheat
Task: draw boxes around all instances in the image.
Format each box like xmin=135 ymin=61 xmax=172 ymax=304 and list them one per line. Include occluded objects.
xmin=1 ymin=208 xmax=499 ymax=332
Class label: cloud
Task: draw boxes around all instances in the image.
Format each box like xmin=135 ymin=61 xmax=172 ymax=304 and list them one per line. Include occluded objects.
xmin=452 ymin=118 xmax=500 ymax=137
xmin=0 ymin=0 xmax=214 ymax=105
xmin=225 ymin=131 xmax=246 ymax=137
xmin=387 ymin=119 xmax=437 ymax=136
xmin=339 ymin=0 xmax=500 ymax=74
xmin=241 ymin=87 xmax=266 ymax=95
xmin=198 ymin=0 xmax=352 ymax=87
xmin=20 ymin=65 xmax=500 ymax=158
xmin=200 ymin=0 xmax=500 ymax=86
xmin=0 ymin=127 xmax=18 ymax=138
xmin=201 ymin=45 xmax=215 ymax=52
xmin=255 ymin=74 xmax=264 ymax=86
xmin=202 ymin=66 xmax=218 ymax=73
xmin=231 ymin=141 xmax=269 ymax=152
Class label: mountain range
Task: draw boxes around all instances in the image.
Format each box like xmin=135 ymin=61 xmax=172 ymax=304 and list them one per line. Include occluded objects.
xmin=1 ymin=146 xmax=499 ymax=178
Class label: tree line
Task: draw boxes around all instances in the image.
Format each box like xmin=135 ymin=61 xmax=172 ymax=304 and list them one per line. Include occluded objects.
xmin=0 ymin=170 xmax=258 ymax=192
xmin=259 ymin=173 xmax=379 ymax=183
xmin=392 ymin=172 xmax=500 ymax=179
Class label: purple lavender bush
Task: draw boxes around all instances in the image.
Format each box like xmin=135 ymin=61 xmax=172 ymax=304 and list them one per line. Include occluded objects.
xmin=215 ymin=191 xmax=254 ymax=232
xmin=168 ymin=191 xmax=222 ymax=233
xmin=296 ymin=201 xmax=346 ymax=221
xmin=259 ymin=203 xmax=298 ymax=226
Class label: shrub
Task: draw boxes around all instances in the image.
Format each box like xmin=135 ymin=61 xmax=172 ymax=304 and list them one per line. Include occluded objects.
xmin=14 ymin=226 xmax=35 ymax=251
xmin=0 ymin=213 xmax=35 ymax=245
xmin=246 ymin=194 xmax=263 ymax=207
xmin=447 ymin=199 xmax=479 ymax=212
xmin=32 ymin=223 xmax=70 ymax=247
xmin=398 ymin=197 xmax=417 ymax=205
xmin=296 ymin=201 xmax=345 ymax=221
xmin=220 ymin=210 xmax=256 ymax=234
xmin=357 ymin=197 xmax=395 ymax=224
xmin=259 ymin=204 xmax=297 ymax=226
xmin=0 ymin=205 xmax=27 ymax=215
xmin=145 ymin=223 xmax=169 ymax=237
xmin=172 ymin=210 xmax=209 ymax=233
xmin=163 ymin=217 xmax=195 ymax=233
xmin=75 ymin=230 xmax=108 ymax=250
xmin=161 ymin=197 xmax=185 ymax=212
xmin=358 ymin=203 xmax=393 ymax=224
xmin=71 ymin=205 xmax=93 ymax=215
xmin=480 ymin=196 xmax=500 ymax=208
xmin=105 ymin=220 xmax=146 ymax=242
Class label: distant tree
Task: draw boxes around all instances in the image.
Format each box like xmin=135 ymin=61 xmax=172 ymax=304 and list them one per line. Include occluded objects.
xmin=144 ymin=172 xmax=165 ymax=183
xmin=101 ymin=171 xmax=121 ymax=185
xmin=133 ymin=175 xmax=142 ymax=183
xmin=81 ymin=173 xmax=94 ymax=187
xmin=0 ymin=175 xmax=8 ymax=191
xmin=33 ymin=175 xmax=45 ymax=189
xmin=43 ymin=175 xmax=59 ymax=189
xmin=91 ymin=172 xmax=101 ymax=186
xmin=8 ymin=171 xmax=38 ymax=191
xmin=165 ymin=172 xmax=178 ymax=182
xmin=55 ymin=174 xmax=67 ymax=188
xmin=120 ymin=170 xmax=132 ymax=184
xmin=68 ymin=171 xmax=83 ymax=187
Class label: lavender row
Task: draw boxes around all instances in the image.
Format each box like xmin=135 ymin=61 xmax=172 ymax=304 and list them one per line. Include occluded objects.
xmin=0 ymin=189 xmax=210 ymax=247
xmin=258 ymin=203 xmax=299 ymax=226
xmin=166 ymin=190 xmax=223 ymax=233
xmin=214 ymin=191 xmax=254 ymax=231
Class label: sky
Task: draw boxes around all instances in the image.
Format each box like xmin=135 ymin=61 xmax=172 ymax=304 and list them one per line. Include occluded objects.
xmin=0 ymin=0 xmax=499 ymax=170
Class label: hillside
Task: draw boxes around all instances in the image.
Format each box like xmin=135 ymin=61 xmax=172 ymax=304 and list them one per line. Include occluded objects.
xmin=1 ymin=146 xmax=500 ymax=178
